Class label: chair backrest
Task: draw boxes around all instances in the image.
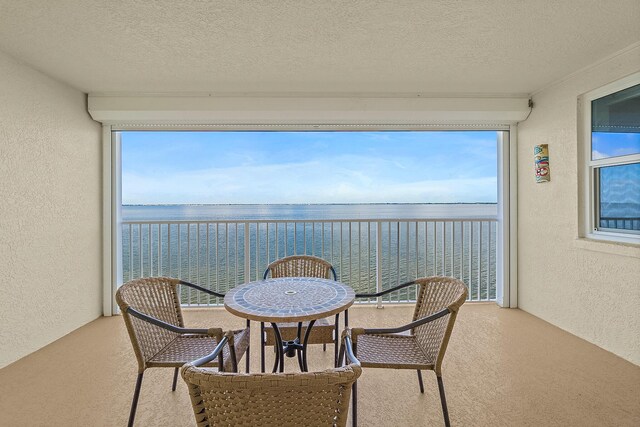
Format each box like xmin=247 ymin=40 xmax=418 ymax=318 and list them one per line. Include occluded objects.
xmin=411 ymin=276 xmax=468 ymax=374
xmin=181 ymin=364 xmax=361 ymax=427
xmin=264 ymin=255 xmax=337 ymax=280
xmin=116 ymin=277 xmax=184 ymax=371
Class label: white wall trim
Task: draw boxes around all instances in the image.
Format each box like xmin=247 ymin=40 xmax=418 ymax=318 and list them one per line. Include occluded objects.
xmin=113 ymin=132 xmax=123 ymax=314
xmin=496 ymin=131 xmax=507 ymax=306
xmin=495 ymin=128 xmax=517 ymax=308
xmin=88 ymin=95 xmax=530 ymax=125
xmin=102 ymin=126 xmax=122 ymax=316
xmin=110 ymin=123 xmax=511 ymax=131
xmin=101 ymin=125 xmax=113 ymax=316
xmin=509 ymin=124 xmax=519 ymax=308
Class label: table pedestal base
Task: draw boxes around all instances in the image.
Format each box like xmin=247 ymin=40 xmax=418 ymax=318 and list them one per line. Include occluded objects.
xmin=271 ymin=320 xmax=316 ymax=373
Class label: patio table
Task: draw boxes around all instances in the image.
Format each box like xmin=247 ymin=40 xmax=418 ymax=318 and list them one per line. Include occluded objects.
xmin=224 ymin=277 xmax=355 ymax=372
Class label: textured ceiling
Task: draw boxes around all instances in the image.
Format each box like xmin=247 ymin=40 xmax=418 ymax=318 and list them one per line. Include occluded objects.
xmin=0 ymin=0 xmax=638 ymax=95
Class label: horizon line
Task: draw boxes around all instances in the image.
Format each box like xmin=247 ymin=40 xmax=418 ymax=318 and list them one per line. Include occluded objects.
xmin=123 ymin=202 xmax=498 ymax=206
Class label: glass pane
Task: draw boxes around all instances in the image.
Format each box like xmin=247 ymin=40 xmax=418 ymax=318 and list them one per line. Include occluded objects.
xmin=598 ymin=162 xmax=640 ymax=231
xmin=592 ymin=83 xmax=640 ymax=160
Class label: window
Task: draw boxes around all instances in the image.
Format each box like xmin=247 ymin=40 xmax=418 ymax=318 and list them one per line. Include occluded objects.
xmin=583 ymin=73 xmax=640 ymax=243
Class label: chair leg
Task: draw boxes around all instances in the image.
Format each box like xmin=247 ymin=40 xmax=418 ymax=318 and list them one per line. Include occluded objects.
xmin=323 ymin=343 xmax=327 ymax=351
xmin=350 ymin=340 xmax=357 ymax=426
xmin=171 ymin=367 xmax=179 ymax=391
xmin=417 ymin=370 xmax=424 ymax=393
xmin=436 ymin=375 xmax=451 ymax=427
xmin=334 ymin=313 xmax=339 ymax=367
xmin=352 ymin=380 xmax=358 ymax=427
xmin=246 ymin=319 xmax=250 ymax=373
xmin=260 ymin=322 xmax=266 ymax=373
xmin=218 ymin=351 xmax=224 ymax=372
xmin=128 ymin=373 xmax=144 ymax=427
xmin=337 ymin=341 xmax=345 ymax=366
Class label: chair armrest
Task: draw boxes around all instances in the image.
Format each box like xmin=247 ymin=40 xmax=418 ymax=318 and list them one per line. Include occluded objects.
xmin=179 ymin=280 xmax=225 ymax=298
xmin=126 ymin=307 xmax=222 ymax=336
xmin=342 ymin=331 xmax=360 ymax=366
xmin=188 ymin=331 xmax=238 ymax=372
xmin=362 ymin=307 xmax=451 ymax=335
xmin=225 ymin=330 xmax=238 ymax=372
xmin=355 ymin=280 xmax=418 ymax=299
xmin=189 ymin=335 xmax=229 ymax=367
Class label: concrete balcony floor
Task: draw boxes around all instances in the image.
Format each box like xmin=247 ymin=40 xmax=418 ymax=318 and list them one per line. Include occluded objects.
xmin=0 ymin=304 xmax=638 ymax=426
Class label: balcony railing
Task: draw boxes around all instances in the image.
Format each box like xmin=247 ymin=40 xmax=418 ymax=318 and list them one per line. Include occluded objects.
xmin=599 ymin=216 xmax=640 ymax=231
xmin=121 ymin=217 xmax=498 ymax=305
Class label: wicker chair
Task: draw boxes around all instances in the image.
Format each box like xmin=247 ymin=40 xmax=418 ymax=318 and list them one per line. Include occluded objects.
xmin=116 ymin=277 xmax=250 ymax=427
xmin=260 ymin=255 xmax=340 ymax=372
xmin=342 ymin=276 xmax=467 ymax=427
xmin=182 ymin=331 xmax=361 ymax=427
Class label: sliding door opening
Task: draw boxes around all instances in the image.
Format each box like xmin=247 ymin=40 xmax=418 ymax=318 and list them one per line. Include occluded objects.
xmin=107 ymin=130 xmax=511 ymax=313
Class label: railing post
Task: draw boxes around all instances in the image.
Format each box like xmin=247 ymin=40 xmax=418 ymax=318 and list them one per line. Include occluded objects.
xmin=376 ymin=221 xmax=383 ymax=308
xmin=244 ymin=222 xmax=251 ymax=283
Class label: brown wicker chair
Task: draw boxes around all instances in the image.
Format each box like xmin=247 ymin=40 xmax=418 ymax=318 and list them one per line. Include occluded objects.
xmin=342 ymin=276 xmax=467 ymax=427
xmin=116 ymin=277 xmax=250 ymax=427
xmin=182 ymin=331 xmax=361 ymax=427
xmin=261 ymin=255 xmax=340 ymax=372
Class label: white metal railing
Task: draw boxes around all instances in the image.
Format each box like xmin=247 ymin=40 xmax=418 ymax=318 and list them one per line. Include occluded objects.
xmin=121 ymin=218 xmax=497 ymax=305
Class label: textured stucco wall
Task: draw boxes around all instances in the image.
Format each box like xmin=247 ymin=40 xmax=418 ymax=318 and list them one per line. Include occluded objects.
xmin=0 ymin=51 xmax=102 ymax=368
xmin=517 ymin=46 xmax=640 ymax=365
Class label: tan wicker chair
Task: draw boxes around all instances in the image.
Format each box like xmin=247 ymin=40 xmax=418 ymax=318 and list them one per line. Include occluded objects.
xmin=116 ymin=277 xmax=250 ymax=427
xmin=182 ymin=331 xmax=361 ymax=427
xmin=261 ymin=255 xmax=340 ymax=372
xmin=342 ymin=276 xmax=467 ymax=427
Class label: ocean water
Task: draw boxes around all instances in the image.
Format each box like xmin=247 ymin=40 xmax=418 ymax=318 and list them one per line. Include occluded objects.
xmin=123 ymin=203 xmax=498 ymax=221
xmin=121 ymin=204 xmax=498 ymax=303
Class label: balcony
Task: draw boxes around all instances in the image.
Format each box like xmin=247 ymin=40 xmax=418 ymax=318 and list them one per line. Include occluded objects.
xmin=2 ymin=2 xmax=640 ymax=426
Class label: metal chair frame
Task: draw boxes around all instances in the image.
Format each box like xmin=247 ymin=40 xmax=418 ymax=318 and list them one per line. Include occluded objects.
xmin=117 ymin=278 xmax=248 ymax=427
xmin=342 ymin=276 xmax=467 ymax=427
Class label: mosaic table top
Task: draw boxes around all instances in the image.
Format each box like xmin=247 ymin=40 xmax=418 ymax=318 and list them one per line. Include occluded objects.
xmin=224 ymin=277 xmax=355 ymax=323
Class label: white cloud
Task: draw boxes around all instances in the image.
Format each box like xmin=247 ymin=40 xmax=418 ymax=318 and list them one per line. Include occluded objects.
xmin=123 ymin=158 xmax=497 ymax=204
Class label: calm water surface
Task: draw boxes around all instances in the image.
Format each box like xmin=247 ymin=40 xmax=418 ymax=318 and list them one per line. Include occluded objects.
xmin=123 ymin=203 xmax=498 ymax=221
xmin=121 ymin=203 xmax=499 ymax=301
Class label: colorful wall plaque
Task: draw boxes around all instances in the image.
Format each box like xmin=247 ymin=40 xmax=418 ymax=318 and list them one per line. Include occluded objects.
xmin=534 ymin=144 xmax=550 ymax=183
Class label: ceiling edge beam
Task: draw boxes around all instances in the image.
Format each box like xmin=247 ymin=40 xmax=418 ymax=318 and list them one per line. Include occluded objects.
xmin=88 ymin=94 xmax=531 ymax=125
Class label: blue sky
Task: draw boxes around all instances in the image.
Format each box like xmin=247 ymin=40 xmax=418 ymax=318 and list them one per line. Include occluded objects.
xmin=592 ymin=132 xmax=640 ymax=160
xmin=121 ymin=131 xmax=498 ymax=204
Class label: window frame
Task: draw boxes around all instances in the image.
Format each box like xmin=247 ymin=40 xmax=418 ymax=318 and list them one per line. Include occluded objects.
xmin=581 ymin=72 xmax=640 ymax=245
